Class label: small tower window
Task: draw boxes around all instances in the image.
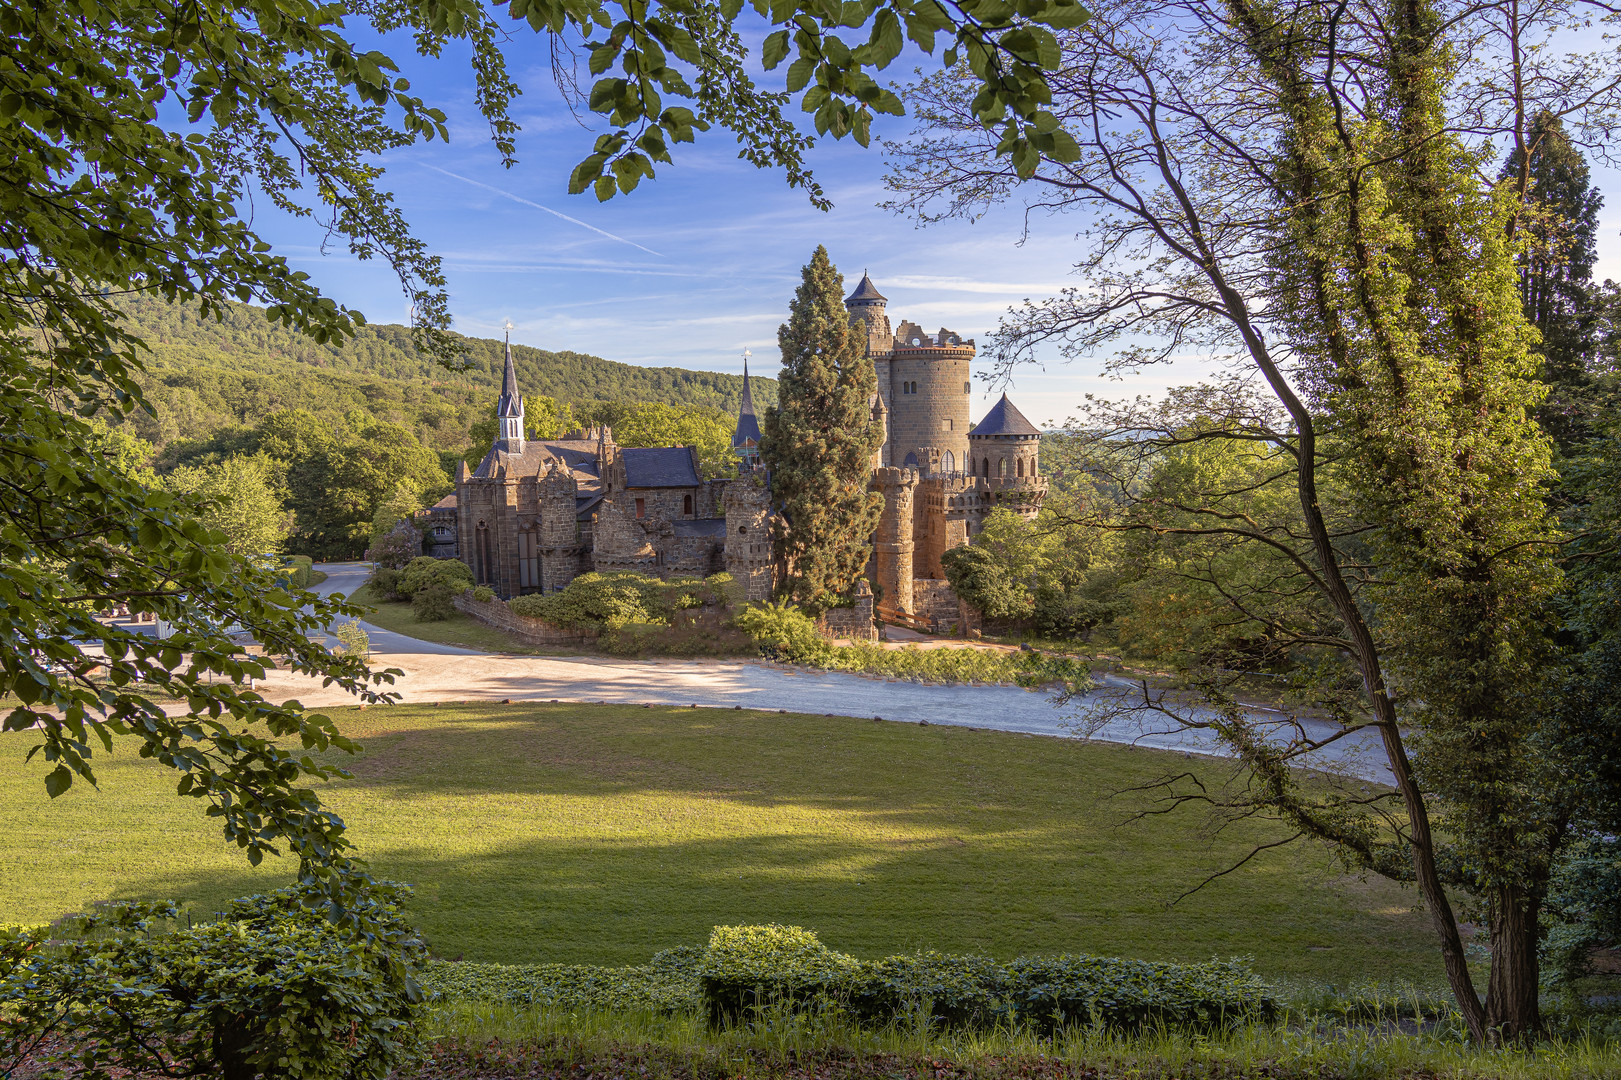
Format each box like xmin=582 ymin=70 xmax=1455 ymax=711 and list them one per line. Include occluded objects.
xmin=999 ymin=458 xmax=1008 ymax=478
xmin=982 ymin=457 xmax=990 ymax=477
xmin=635 ymin=498 xmax=646 ymax=519
xmin=964 ymin=382 xmax=971 ymax=393
xmin=683 ymin=494 xmax=693 ymax=516
xmin=1017 ymin=457 xmax=1025 ymax=477
xmin=944 ymin=419 xmax=953 ymax=432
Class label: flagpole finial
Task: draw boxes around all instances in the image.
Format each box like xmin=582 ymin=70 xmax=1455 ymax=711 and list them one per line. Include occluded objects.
xmin=503 ymin=320 xmax=515 ymax=341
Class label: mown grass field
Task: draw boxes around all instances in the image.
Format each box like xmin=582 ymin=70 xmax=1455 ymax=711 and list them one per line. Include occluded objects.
xmin=0 ymin=702 xmax=1442 ymax=983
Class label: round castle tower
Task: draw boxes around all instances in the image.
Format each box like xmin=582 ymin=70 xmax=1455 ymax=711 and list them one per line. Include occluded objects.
xmin=845 ymin=273 xmax=974 ymax=474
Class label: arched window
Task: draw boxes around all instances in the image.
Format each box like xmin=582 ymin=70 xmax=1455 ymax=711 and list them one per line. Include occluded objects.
xmin=1030 ymin=456 xmax=1038 ymax=477
xmin=475 ymin=522 xmax=492 ymax=585
xmin=518 ymin=528 xmax=540 ymax=590
xmin=941 ymin=450 xmax=954 ymax=474
xmin=1017 ymin=457 xmax=1024 ymax=477
xmin=903 ymin=451 xmax=919 ymax=467
xmin=982 ymin=457 xmax=990 ymax=477
xmin=998 ymin=458 xmax=1008 ymax=478
xmin=683 ymin=494 xmax=693 ymax=516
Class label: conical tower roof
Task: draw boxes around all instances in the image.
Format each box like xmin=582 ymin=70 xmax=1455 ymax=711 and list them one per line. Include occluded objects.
xmin=732 ymin=356 xmax=763 ymax=448
xmin=496 ymin=330 xmax=523 ymax=419
xmin=970 ymin=393 xmax=1041 ymax=437
xmin=845 ymin=272 xmax=886 ymax=304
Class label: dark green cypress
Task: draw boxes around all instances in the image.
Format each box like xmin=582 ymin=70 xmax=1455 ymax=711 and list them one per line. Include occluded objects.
xmin=1500 ymin=111 xmax=1605 ymax=450
xmin=760 ymin=246 xmax=884 ymax=613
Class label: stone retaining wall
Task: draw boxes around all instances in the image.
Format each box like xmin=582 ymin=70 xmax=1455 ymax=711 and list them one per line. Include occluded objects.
xmin=911 ymin=578 xmax=964 ymax=635
xmin=454 ymin=592 xmax=599 ymax=646
xmin=815 ymin=582 xmax=878 ymax=642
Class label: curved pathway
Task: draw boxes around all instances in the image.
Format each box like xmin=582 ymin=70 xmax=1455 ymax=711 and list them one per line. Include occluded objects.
xmin=274 ymin=562 xmax=1392 ymax=784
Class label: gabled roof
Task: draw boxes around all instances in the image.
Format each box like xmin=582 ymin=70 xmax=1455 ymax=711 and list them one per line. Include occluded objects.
xmin=623 ymin=446 xmax=702 ymax=488
xmin=846 ymin=272 xmax=886 ymax=303
xmin=970 ymin=393 xmax=1042 ymax=437
xmin=732 ymin=358 xmax=763 ymax=447
xmin=496 ymin=337 xmax=523 ymax=418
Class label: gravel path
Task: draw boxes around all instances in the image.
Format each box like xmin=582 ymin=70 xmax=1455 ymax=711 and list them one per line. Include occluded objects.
xmin=271 ymin=562 xmax=1392 ymax=784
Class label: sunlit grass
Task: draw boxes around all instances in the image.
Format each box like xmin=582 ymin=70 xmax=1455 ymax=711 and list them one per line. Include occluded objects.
xmin=3 ymin=701 xmax=1440 ymax=982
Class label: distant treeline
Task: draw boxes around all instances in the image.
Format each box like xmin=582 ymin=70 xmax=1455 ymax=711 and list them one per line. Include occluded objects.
xmin=112 ymin=294 xmax=777 ymax=459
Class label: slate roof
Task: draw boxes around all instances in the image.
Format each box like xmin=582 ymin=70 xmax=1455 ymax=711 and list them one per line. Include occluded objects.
xmin=622 ymin=446 xmax=702 ymax=488
xmin=672 ymin=518 xmax=728 ymax=538
xmin=432 ymin=493 xmax=458 ymax=510
xmin=732 ymin=359 xmax=763 ymax=447
xmin=846 ymin=272 xmax=886 ymax=303
xmin=471 ymin=439 xmax=603 ymax=489
xmin=970 ymin=393 xmax=1042 ymax=437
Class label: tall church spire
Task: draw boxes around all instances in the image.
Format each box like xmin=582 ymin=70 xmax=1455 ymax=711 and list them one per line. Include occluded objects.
xmin=496 ymin=321 xmax=525 ymax=453
xmin=732 ymin=349 xmax=763 ymax=470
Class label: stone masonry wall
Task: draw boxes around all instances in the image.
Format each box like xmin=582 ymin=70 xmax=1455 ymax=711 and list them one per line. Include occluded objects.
xmin=911 ymin=577 xmax=965 ymax=635
xmin=453 ymin=591 xmax=599 ymax=646
xmin=815 ymin=582 xmax=877 ymax=641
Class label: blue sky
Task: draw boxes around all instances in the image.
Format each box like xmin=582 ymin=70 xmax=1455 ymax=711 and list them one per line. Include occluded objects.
xmin=250 ymin=22 xmax=1621 ymax=430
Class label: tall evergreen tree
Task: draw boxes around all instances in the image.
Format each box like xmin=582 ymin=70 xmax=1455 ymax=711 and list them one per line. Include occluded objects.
xmin=761 ymin=247 xmax=884 ymax=612
xmin=1501 ymin=112 xmax=1605 ymax=448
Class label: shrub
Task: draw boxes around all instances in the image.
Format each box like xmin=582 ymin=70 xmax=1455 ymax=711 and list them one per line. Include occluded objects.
xmin=849 ymin=951 xmax=1015 ymax=1028
xmin=422 ymin=947 xmax=703 ymax=1014
xmin=698 ymin=924 xmax=860 ymax=1025
xmin=399 ymin=556 xmax=472 ymax=600
xmin=0 ymin=885 xmax=428 ymax=1080
xmin=282 ymin=554 xmax=314 ymax=589
xmin=369 ymin=565 xmax=403 ymax=600
xmin=733 ymin=600 xmax=831 ymax=663
xmin=333 ymin=619 xmax=371 ymax=661
xmin=412 ymin=583 xmax=456 ymax=622
xmin=471 ymin=585 xmax=496 ymax=603
xmin=366 ymin=519 xmax=422 ymax=570
xmin=508 ymin=572 xmax=714 ymax=632
xmin=1006 ymin=955 xmax=1274 ymax=1031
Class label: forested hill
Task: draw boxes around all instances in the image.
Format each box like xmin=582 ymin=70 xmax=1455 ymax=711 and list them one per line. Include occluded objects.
xmin=114 ymin=294 xmax=777 ymax=451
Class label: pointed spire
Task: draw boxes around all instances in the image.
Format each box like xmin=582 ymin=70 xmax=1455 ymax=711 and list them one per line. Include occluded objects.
xmin=495 ymin=321 xmax=525 ymax=453
xmin=846 ymin=271 xmax=886 ymax=304
xmin=732 ymin=348 xmax=763 ymax=467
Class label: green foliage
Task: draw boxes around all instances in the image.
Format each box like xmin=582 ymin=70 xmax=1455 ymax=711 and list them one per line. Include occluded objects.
xmin=283 ymin=555 xmax=314 ymax=589
xmin=732 ymin=600 xmax=832 ymax=663
xmin=412 ymin=584 xmax=458 ymax=622
xmin=701 ymin=925 xmax=863 ymax=1025
xmin=371 ymin=482 xmax=425 ymax=547
xmin=760 ymin=248 xmax=885 ymax=612
xmin=941 ymin=544 xmax=1030 ymax=621
xmin=162 ymin=454 xmax=293 ymax=557
xmin=466 ymin=395 xmax=579 ymax=463
xmin=0 ymin=884 xmax=428 ymax=1080
xmin=424 ymin=949 xmax=705 ymax=1014
xmin=334 ymin=620 xmax=372 ymax=662
xmin=471 ymin=585 xmax=497 ymax=603
xmin=370 ymin=566 xmax=405 ymax=601
xmin=613 ymin=402 xmax=740 ymax=478
xmin=399 ymin=556 xmax=474 ymax=600
xmin=507 ymin=572 xmax=712 ymax=632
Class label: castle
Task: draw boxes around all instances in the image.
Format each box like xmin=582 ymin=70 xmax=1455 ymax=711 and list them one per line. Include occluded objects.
xmin=429 ymin=273 xmax=1047 ymax=633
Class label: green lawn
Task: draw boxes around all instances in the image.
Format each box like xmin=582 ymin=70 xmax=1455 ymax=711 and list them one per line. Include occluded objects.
xmin=0 ymin=702 xmax=1442 ymax=984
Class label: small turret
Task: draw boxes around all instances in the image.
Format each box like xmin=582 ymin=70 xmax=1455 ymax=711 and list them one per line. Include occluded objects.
xmin=495 ymin=321 xmax=525 ymax=454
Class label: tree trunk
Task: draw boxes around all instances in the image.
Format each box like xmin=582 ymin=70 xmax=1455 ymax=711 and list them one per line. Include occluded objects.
xmin=1485 ymin=883 xmax=1544 ymax=1042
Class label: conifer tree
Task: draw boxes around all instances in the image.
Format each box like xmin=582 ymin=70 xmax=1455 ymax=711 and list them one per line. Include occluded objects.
xmin=761 ymin=247 xmax=884 ymax=612
xmin=1500 ymin=112 xmax=1605 ymax=448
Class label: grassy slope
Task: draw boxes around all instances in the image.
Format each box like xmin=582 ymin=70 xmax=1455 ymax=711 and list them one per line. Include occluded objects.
xmin=0 ymin=702 xmax=1441 ymax=984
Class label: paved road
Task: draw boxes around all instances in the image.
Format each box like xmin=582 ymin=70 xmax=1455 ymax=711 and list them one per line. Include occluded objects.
xmin=279 ymin=562 xmax=1391 ymax=784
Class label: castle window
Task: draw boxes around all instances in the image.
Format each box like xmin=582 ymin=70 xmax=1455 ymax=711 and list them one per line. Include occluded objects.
xmin=944 ymin=419 xmax=953 ymax=432
xmin=964 ymin=382 xmax=971 ymax=393
xmin=683 ymin=494 xmax=693 ymax=516
xmin=999 ymin=458 xmax=1008 ymax=478
xmin=942 ymin=450 xmax=955 ymax=474
xmin=518 ymin=529 xmax=540 ymax=591
xmin=738 ymin=525 xmax=747 ymax=536
xmin=475 ymin=523 xmax=493 ymax=585
xmin=1017 ymin=457 xmax=1025 ymax=477
xmin=1030 ymin=457 xmax=1038 ymax=477
xmin=635 ymin=498 xmax=646 ymax=519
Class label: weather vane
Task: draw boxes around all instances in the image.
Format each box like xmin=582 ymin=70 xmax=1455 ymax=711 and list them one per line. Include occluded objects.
xmin=503 ymin=319 xmax=515 ymax=339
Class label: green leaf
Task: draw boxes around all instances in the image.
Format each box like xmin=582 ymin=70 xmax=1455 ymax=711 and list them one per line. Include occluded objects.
xmin=762 ymin=29 xmax=791 ymax=69
xmin=45 ymin=765 xmax=73 ymax=798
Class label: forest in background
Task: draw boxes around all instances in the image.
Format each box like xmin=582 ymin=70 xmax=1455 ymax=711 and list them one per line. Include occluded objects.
xmin=113 ymin=294 xmax=776 ymax=458
xmin=109 ymin=295 xmax=778 ymax=559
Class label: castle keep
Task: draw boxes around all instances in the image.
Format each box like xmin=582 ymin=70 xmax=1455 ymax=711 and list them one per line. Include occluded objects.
xmin=431 ymin=274 xmax=1047 ymax=633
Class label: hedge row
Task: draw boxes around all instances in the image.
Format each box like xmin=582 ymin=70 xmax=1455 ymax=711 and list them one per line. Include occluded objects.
xmin=422 ymin=947 xmax=703 ymax=1014
xmin=427 ymin=927 xmax=1275 ymax=1032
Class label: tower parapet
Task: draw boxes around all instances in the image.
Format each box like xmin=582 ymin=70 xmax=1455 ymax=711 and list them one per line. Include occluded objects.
xmin=870 ymin=466 xmax=918 ymax=615
xmin=724 ymin=475 xmax=775 ymax=600
xmin=966 ymin=393 xmax=1045 ymax=522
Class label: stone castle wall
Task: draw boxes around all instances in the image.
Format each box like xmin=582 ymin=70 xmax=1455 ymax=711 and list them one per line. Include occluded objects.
xmin=453 ymin=591 xmax=599 ymax=646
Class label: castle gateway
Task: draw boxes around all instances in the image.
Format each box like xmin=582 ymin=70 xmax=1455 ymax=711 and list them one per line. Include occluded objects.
xmin=430 ymin=274 xmax=1047 ymax=633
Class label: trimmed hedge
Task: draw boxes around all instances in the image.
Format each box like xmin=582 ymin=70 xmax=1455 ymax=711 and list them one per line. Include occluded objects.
xmin=427 ymin=927 xmax=1275 ymax=1033
xmin=283 ymin=554 xmax=314 ymax=589
xmin=422 ymin=947 xmax=702 ymax=1014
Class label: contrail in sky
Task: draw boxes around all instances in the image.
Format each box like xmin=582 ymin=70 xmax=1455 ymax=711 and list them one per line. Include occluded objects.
xmin=425 ymin=164 xmax=664 ymax=258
